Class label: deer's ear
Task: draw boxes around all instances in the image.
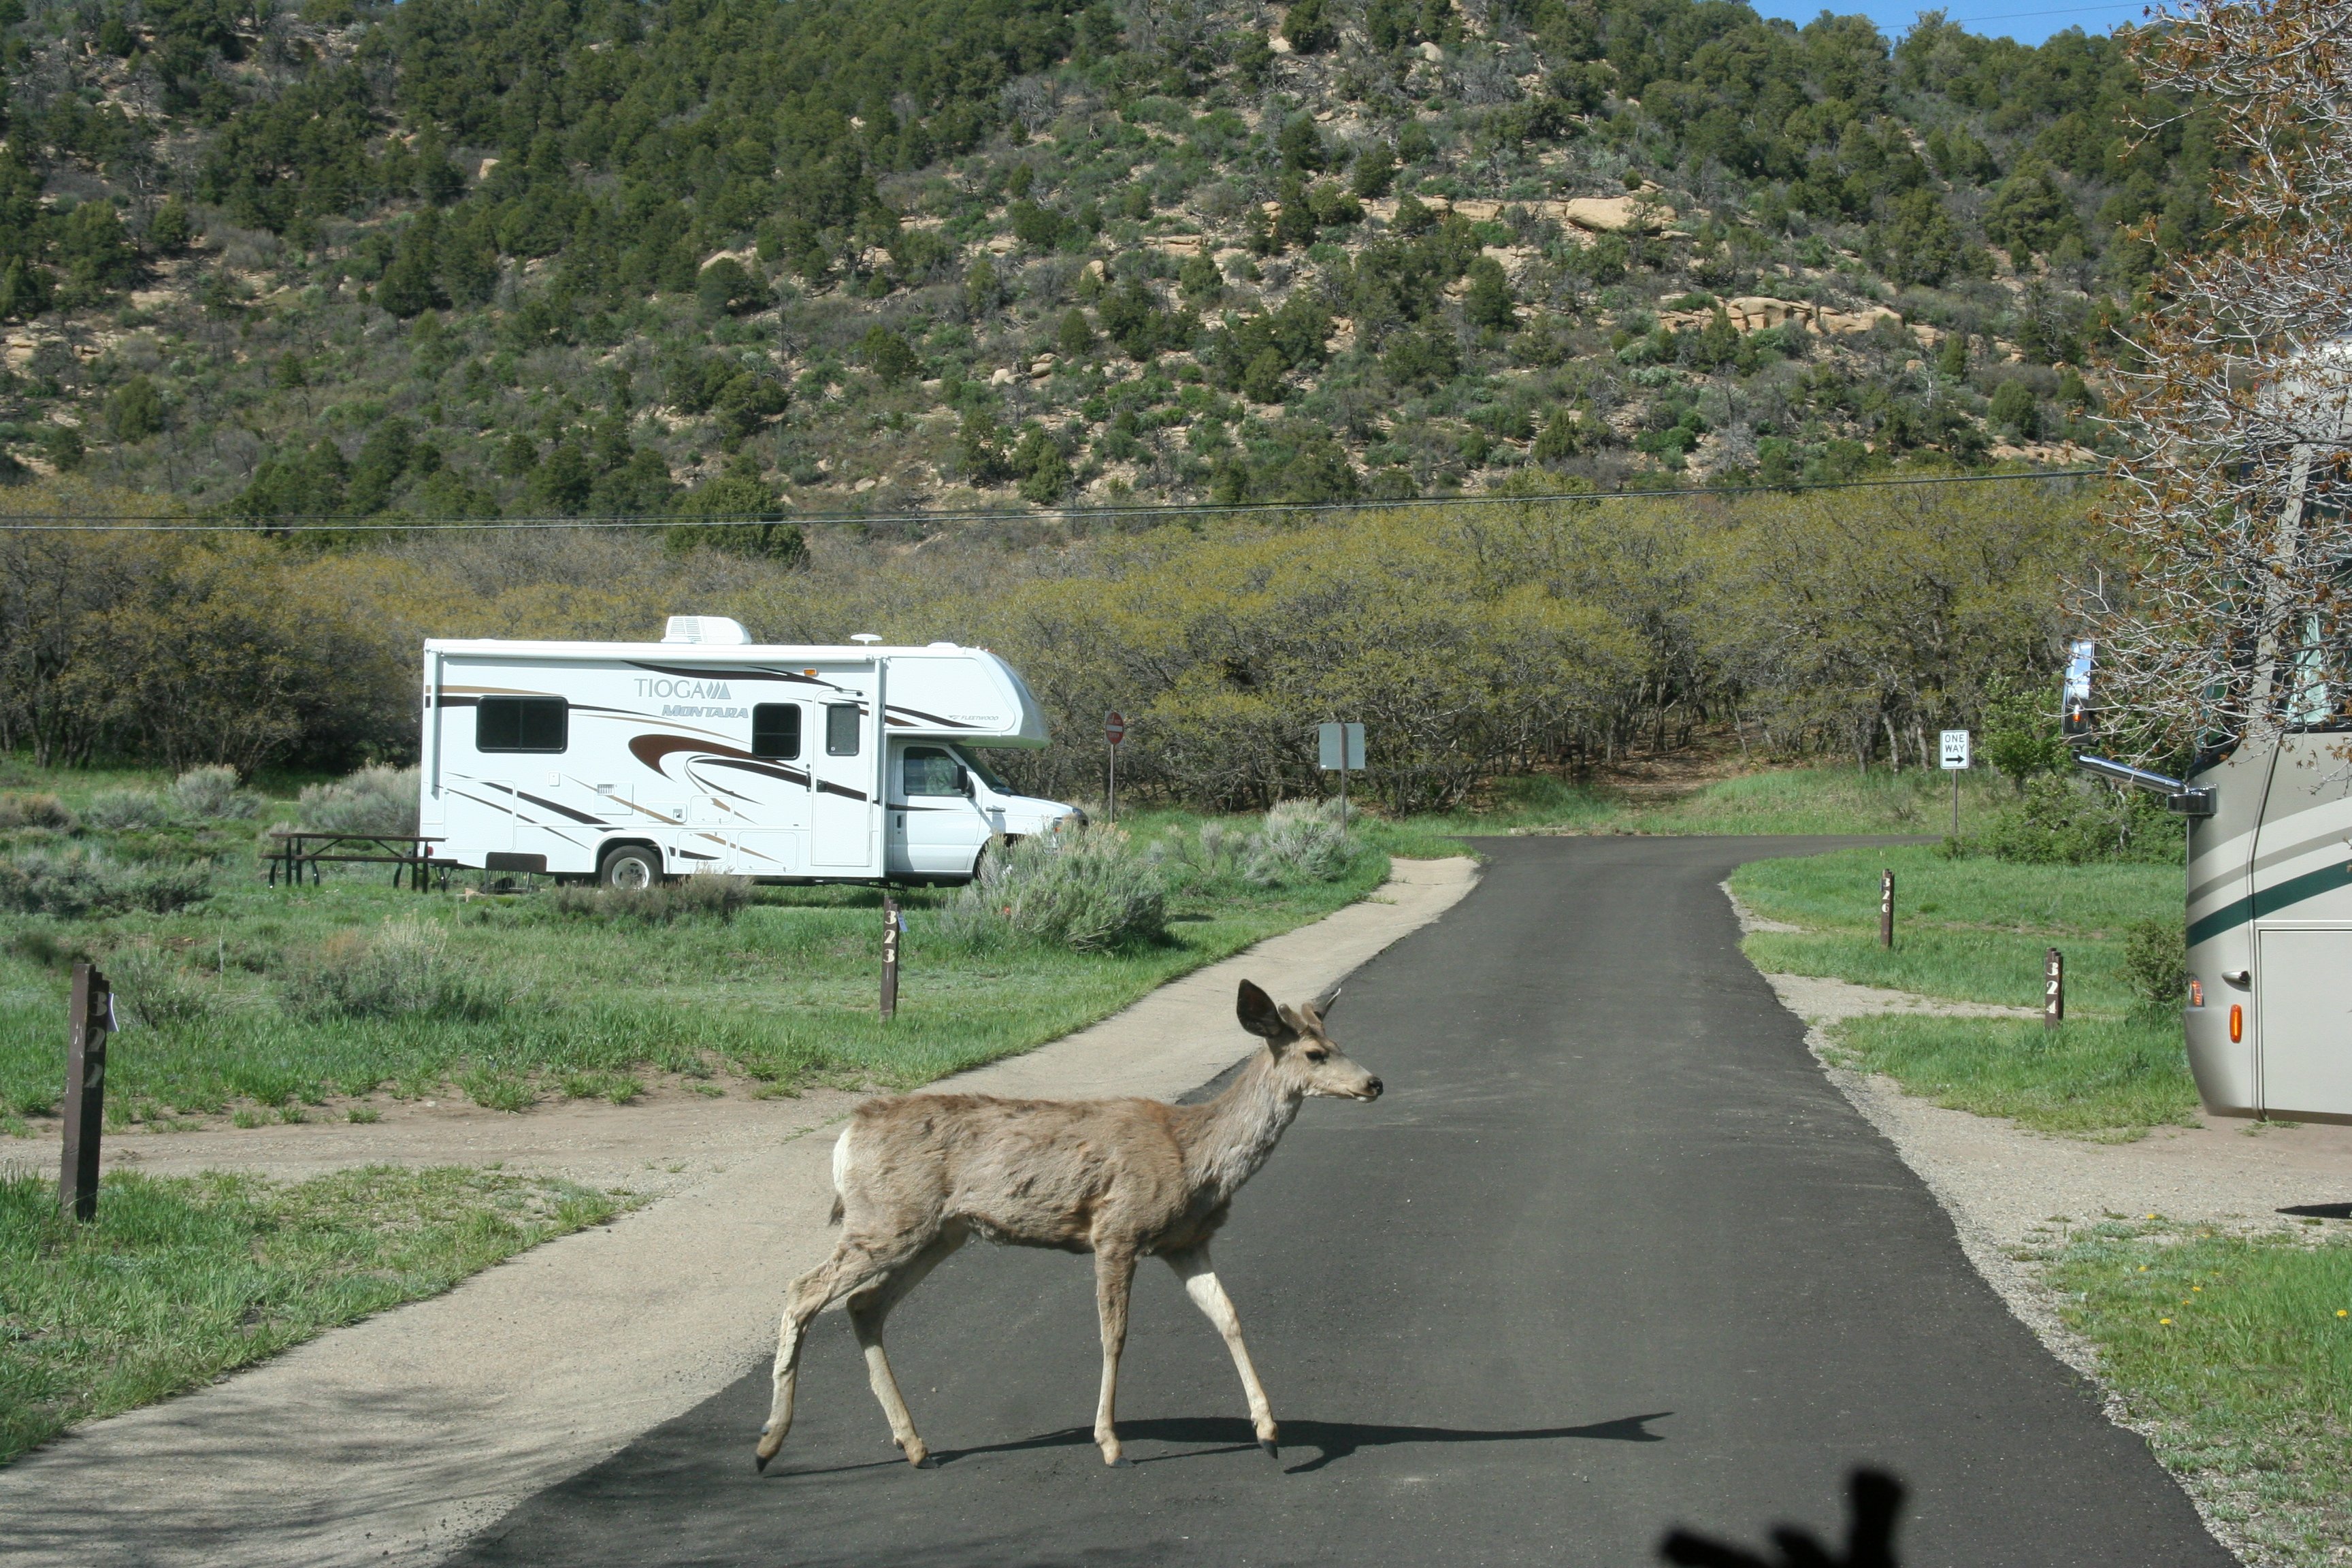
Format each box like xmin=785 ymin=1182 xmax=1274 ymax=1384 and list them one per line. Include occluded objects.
xmin=1310 ymin=983 xmax=1342 ymax=1019
xmin=1237 ymin=980 xmax=1289 ymax=1040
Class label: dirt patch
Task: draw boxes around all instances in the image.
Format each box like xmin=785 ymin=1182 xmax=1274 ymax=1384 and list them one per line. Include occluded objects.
xmin=94 ymin=1084 xmax=866 ymax=1197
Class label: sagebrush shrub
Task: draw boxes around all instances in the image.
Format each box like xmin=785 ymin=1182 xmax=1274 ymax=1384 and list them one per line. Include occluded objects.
xmin=295 ymin=766 xmax=420 ymax=836
xmin=82 ymin=788 xmax=174 ymax=832
xmin=108 ymin=944 xmax=219 ymax=1028
xmin=1241 ymin=799 xmax=1358 ymax=886
xmin=940 ymin=828 xmax=1166 ymax=951
xmin=277 ymin=916 xmax=504 ymax=1021
xmin=0 ymin=847 xmax=212 ymax=917
xmin=169 ymin=765 xmax=263 ymax=821
xmin=0 ymin=792 xmax=76 ymax=832
xmin=548 ymin=872 xmax=751 ymax=923
xmin=2122 ymin=917 xmax=2189 ymax=1011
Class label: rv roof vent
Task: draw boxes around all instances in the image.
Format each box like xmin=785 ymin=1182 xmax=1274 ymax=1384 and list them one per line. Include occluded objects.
xmin=662 ymin=616 xmax=753 ymax=646
xmin=850 ymin=633 xmax=882 ymax=645
xmin=927 ymin=640 xmax=958 ymax=649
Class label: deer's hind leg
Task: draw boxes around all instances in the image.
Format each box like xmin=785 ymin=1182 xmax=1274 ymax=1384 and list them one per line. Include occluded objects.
xmin=847 ymin=1222 xmax=968 ymax=1468
xmin=1091 ymin=1243 xmax=1139 ymax=1467
xmin=753 ymin=1228 xmax=934 ymax=1473
xmin=1165 ymin=1245 xmax=1279 ymax=1458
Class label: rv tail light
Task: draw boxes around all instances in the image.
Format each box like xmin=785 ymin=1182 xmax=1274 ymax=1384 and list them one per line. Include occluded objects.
xmin=2230 ymin=1004 xmax=2244 ymax=1043
xmin=2188 ymin=979 xmax=2204 ymax=1009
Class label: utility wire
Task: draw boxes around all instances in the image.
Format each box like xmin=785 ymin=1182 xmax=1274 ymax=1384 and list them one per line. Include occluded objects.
xmin=0 ymin=466 xmax=2104 ymax=533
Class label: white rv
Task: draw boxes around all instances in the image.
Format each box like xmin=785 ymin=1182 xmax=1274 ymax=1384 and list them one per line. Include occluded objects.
xmin=2074 ymin=344 xmax=2352 ymax=1123
xmin=418 ymin=617 xmax=1081 ymax=886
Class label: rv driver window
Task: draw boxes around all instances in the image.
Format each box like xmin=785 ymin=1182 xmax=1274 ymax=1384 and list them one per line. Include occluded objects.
xmin=903 ymin=746 xmax=960 ymax=796
xmin=476 ymin=696 xmax=567 ymax=753
xmin=752 ymin=704 xmax=802 ymax=759
xmin=826 ymin=704 xmax=861 ymax=756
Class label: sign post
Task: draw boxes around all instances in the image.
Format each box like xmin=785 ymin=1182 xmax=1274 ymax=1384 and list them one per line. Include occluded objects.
xmin=1103 ymin=711 xmax=1126 ymax=823
xmin=1939 ymin=729 xmax=1970 ymax=838
xmin=1879 ymin=868 xmax=1895 ymax=950
xmin=880 ymin=896 xmax=904 ymax=1020
xmin=59 ymin=961 xmax=111 ymax=1222
xmin=1318 ymin=723 xmax=1365 ymax=826
xmin=2044 ymin=947 xmax=2065 ymax=1030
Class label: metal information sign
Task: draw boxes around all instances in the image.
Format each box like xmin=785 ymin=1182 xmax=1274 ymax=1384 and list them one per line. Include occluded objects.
xmin=1317 ymin=723 xmax=1365 ymax=771
xmin=1940 ymin=730 xmax=1970 ymax=836
xmin=1103 ymin=711 xmax=1126 ymax=823
xmin=1318 ymin=723 xmax=1365 ymax=826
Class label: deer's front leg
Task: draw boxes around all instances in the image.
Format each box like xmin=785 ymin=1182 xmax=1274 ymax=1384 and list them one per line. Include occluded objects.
xmin=1092 ymin=1245 xmax=1138 ymax=1467
xmin=1165 ymin=1245 xmax=1279 ymax=1458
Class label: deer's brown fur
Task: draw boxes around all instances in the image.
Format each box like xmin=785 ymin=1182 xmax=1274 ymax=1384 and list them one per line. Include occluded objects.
xmin=753 ymin=978 xmax=1382 ymax=1471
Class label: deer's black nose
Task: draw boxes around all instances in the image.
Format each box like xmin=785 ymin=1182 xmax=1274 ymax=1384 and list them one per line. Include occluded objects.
xmin=1363 ymin=1077 xmax=1384 ymax=1100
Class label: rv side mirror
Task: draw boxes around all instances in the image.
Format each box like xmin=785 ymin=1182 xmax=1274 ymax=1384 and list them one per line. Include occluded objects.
xmin=955 ymin=766 xmax=972 ymax=796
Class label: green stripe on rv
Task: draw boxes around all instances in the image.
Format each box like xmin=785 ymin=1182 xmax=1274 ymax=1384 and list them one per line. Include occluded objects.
xmin=2187 ymin=861 xmax=2352 ymax=946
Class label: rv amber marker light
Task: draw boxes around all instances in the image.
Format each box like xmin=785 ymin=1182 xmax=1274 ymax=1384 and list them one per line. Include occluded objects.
xmin=2189 ymin=978 xmax=2204 ymax=1008
xmin=2230 ymin=1004 xmax=2244 ymax=1043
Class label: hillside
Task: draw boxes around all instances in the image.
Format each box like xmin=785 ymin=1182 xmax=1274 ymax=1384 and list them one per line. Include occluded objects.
xmin=0 ymin=0 xmax=2207 ymax=526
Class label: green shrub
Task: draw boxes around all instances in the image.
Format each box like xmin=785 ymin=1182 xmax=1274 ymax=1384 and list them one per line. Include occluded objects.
xmin=0 ymin=848 xmax=212 ymax=917
xmin=294 ymin=766 xmax=419 ymax=836
xmin=1241 ymin=799 xmax=1358 ymax=886
xmin=940 ymin=827 xmax=1166 ymax=951
xmin=82 ymin=789 xmax=173 ymax=831
xmin=276 ymin=917 xmax=504 ymax=1021
xmin=107 ymin=944 xmax=220 ymax=1028
xmin=1972 ymin=776 xmax=2181 ymax=865
xmin=546 ymin=872 xmax=751 ymax=924
xmin=2121 ymin=917 xmax=2188 ymax=1011
xmin=0 ymin=792 xmax=76 ymax=831
xmin=169 ymin=766 xmax=263 ymax=821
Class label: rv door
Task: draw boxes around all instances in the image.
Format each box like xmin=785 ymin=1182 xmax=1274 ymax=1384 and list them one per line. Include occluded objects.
xmin=808 ymin=675 xmax=880 ymax=873
xmin=2250 ymin=734 xmax=2352 ymax=1118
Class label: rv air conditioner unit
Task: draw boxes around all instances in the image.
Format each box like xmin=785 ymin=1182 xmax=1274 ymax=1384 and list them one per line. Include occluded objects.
xmin=662 ymin=616 xmax=753 ymax=646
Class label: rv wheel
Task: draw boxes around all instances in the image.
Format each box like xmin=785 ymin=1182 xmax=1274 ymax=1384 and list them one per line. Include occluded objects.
xmin=600 ymin=845 xmax=662 ymax=890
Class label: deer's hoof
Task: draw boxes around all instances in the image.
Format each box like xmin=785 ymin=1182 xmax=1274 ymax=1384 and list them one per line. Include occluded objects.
xmin=754 ymin=1452 xmax=772 ymax=1474
xmin=1259 ymin=1439 xmax=1279 ymax=1460
xmin=1109 ymin=1456 xmax=1135 ymax=1468
xmin=914 ymin=1454 xmax=942 ymax=1470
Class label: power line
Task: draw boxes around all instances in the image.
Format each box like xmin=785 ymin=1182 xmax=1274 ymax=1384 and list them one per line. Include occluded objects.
xmin=0 ymin=466 xmax=2104 ymax=533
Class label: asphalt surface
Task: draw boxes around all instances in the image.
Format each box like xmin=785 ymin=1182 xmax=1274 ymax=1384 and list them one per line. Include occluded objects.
xmin=452 ymin=836 xmax=2231 ymax=1568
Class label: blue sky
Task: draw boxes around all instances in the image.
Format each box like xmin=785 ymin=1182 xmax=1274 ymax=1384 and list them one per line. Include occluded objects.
xmin=1743 ymin=0 xmax=2153 ymax=46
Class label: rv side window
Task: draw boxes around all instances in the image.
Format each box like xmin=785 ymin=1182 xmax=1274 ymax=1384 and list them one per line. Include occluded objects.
xmin=751 ymin=704 xmax=802 ymax=759
xmin=476 ymin=696 xmax=567 ymax=753
xmin=826 ymin=704 xmax=862 ymax=757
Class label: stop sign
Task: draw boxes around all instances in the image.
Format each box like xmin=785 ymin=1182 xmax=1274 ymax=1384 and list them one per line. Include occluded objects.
xmin=1104 ymin=711 xmax=1127 ymax=746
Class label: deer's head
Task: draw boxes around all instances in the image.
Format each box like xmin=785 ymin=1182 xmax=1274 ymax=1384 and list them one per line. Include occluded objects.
xmin=1237 ymin=979 xmax=1382 ymax=1101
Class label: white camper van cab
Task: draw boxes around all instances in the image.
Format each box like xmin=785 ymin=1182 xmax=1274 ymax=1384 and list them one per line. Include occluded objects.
xmin=418 ymin=617 xmax=1081 ymax=886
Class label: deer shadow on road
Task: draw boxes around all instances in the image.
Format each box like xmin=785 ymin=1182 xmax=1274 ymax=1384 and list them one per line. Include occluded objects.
xmin=904 ymin=1410 xmax=1672 ymax=1475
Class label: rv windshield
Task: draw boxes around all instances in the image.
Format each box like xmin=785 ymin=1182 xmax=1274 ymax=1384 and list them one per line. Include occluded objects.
xmin=953 ymin=747 xmax=1011 ymax=793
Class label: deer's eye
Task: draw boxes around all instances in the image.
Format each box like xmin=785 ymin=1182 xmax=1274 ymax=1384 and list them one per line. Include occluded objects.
xmin=1304 ymin=1047 xmax=1329 ymax=1062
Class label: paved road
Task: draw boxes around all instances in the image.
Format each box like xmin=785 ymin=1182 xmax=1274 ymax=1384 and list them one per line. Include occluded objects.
xmin=452 ymin=837 xmax=2230 ymax=1568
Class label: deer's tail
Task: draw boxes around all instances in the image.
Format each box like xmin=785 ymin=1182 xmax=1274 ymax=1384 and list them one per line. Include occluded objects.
xmin=828 ymin=1126 xmax=851 ymax=1226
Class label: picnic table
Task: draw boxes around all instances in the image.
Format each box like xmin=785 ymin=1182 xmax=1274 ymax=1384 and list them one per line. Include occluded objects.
xmin=265 ymin=832 xmax=451 ymax=891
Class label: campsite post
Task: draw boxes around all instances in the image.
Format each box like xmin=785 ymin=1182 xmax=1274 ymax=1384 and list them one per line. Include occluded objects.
xmin=59 ymin=961 xmax=111 ymax=1222
xmin=881 ymin=896 xmax=902 ymax=1020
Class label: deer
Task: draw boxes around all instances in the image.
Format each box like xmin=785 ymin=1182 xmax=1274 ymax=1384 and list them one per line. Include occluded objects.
xmin=752 ymin=977 xmax=1382 ymax=1473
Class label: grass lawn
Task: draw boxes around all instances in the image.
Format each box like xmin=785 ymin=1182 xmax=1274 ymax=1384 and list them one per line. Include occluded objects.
xmin=2042 ymin=1222 xmax=2352 ymax=1566
xmin=1393 ymin=765 xmax=2018 ymax=840
xmin=0 ymin=840 xmax=1391 ymax=1126
xmin=0 ymin=1164 xmax=623 ymax=1465
xmin=1729 ymin=845 xmax=2198 ymax=1137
